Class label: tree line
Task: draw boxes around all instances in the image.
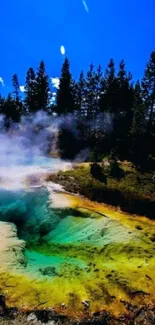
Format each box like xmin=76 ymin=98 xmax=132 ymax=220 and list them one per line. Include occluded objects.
xmin=0 ymin=50 xmax=155 ymax=168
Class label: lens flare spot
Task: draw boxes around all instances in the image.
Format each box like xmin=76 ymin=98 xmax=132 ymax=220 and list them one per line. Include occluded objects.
xmin=60 ymin=46 xmax=65 ymax=55
xmin=82 ymin=0 xmax=89 ymax=13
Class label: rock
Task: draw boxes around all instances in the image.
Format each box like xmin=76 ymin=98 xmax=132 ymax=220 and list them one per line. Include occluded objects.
xmin=134 ymin=306 xmax=155 ymax=325
xmin=39 ymin=267 xmax=58 ymax=277
xmin=68 ymin=176 xmax=75 ymax=181
xmin=41 ymin=320 xmax=57 ymax=325
xmin=40 ymin=320 xmax=58 ymax=325
xmin=61 ymin=303 xmax=66 ymax=309
xmin=82 ymin=300 xmax=90 ymax=309
xmin=27 ymin=312 xmax=37 ymax=321
xmin=0 ymin=222 xmax=27 ymax=270
xmin=35 ymin=309 xmax=57 ymax=323
xmin=136 ymin=225 xmax=143 ymax=230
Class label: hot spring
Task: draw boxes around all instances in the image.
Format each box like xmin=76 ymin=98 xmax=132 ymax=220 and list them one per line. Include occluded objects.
xmin=0 ymin=155 xmax=155 ymax=318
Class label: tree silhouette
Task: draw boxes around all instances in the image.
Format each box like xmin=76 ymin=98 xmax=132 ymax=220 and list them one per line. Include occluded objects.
xmin=25 ymin=67 xmax=37 ymax=113
xmin=12 ymin=74 xmax=20 ymax=102
xmin=142 ymin=50 xmax=155 ymax=133
xmin=56 ymin=58 xmax=75 ymax=115
xmin=35 ymin=60 xmax=50 ymax=111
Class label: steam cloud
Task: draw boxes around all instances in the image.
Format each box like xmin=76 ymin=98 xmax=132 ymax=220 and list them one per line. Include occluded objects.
xmin=0 ymin=110 xmax=113 ymax=190
xmin=0 ymin=111 xmax=70 ymax=190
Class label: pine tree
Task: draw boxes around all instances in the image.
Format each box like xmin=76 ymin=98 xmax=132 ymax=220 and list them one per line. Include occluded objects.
xmin=0 ymin=95 xmax=4 ymax=115
xmin=117 ymin=60 xmax=133 ymax=113
xmin=12 ymin=74 xmax=23 ymax=120
xmin=95 ymin=65 xmax=103 ymax=100
xmin=113 ymin=61 xmax=134 ymax=157
xmin=118 ymin=59 xmax=126 ymax=82
xmin=2 ymin=93 xmax=21 ymax=125
xmin=56 ymin=58 xmax=75 ymax=115
xmin=35 ymin=60 xmax=50 ymax=111
xmin=94 ymin=64 xmax=103 ymax=127
xmin=85 ymin=63 xmax=98 ymax=119
xmin=4 ymin=93 xmax=13 ymax=118
xmin=117 ymin=60 xmax=134 ymax=128
xmin=24 ymin=67 xmax=37 ymax=113
xmin=129 ymin=82 xmax=148 ymax=167
xmin=86 ymin=64 xmax=102 ymax=118
xmin=75 ymin=70 xmax=87 ymax=116
xmin=130 ymin=81 xmax=145 ymax=138
xmin=106 ymin=58 xmax=115 ymax=84
xmin=81 ymin=64 xmax=103 ymax=155
xmin=12 ymin=74 xmax=20 ymax=102
xmin=142 ymin=50 xmax=155 ymax=133
xmin=99 ymin=59 xmax=118 ymax=113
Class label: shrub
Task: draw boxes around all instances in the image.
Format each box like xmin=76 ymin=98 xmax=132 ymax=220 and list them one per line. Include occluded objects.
xmin=89 ymin=149 xmax=103 ymax=162
xmin=90 ymin=163 xmax=107 ymax=184
xmin=109 ymin=160 xmax=124 ymax=179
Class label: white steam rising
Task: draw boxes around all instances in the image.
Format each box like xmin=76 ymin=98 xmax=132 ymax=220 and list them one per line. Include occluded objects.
xmin=0 ymin=111 xmax=71 ymax=190
xmin=0 ymin=110 xmax=113 ymax=190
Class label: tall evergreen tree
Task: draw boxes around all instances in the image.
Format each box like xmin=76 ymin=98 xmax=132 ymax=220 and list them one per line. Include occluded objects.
xmin=75 ymin=70 xmax=87 ymax=116
xmin=118 ymin=60 xmax=126 ymax=82
xmin=86 ymin=64 xmax=102 ymax=117
xmin=85 ymin=64 xmax=99 ymax=119
xmin=117 ymin=60 xmax=133 ymax=127
xmin=4 ymin=93 xmax=13 ymax=118
xmin=99 ymin=59 xmax=118 ymax=113
xmin=112 ymin=61 xmax=134 ymax=157
xmin=130 ymin=81 xmax=145 ymax=138
xmin=106 ymin=58 xmax=115 ymax=84
xmin=129 ymin=82 xmax=149 ymax=168
xmin=0 ymin=95 xmax=4 ymax=115
xmin=117 ymin=60 xmax=133 ymax=112
xmin=56 ymin=58 xmax=75 ymax=115
xmin=24 ymin=67 xmax=37 ymax=113
xmin=95 ymin=65 xmax=103 ymax=100
xmin=73 ymin=71 xmax=89 ymax=150
xmin=142 ymin=50 xmax=155 ymax=133
xmin=35 ymin=60 xmax=50 ymax=111
xmin=2 ymin=93 xmax=21 ymax=125
xmin=94 ymin=64 xmax=103 ymax=127
xmin=12 ymin=74 xmax=23 ymax=119
xmin=12 ymin=74 xmax=20 ymax=102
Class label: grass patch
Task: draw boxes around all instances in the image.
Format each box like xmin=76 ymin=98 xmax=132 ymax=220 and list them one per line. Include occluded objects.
xmin=47 ymin=163 xmax=155 ymax=218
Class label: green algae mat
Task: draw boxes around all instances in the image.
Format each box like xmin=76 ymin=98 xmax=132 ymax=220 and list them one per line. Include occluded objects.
xmin=0 ymin=188 xmax=155 ymax=319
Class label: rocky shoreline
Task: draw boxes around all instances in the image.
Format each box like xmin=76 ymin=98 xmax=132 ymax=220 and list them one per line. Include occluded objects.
xmin=0 ymin=295 xmax=155 ymax=325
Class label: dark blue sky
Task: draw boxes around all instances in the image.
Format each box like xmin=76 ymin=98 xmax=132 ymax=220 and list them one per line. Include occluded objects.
xmin=0 ymin=0 xmax=154 ymax=95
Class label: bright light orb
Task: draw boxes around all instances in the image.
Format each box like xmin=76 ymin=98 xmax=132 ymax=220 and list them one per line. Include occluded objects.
xmin=60 ymin=45 xmax=65 ymax=55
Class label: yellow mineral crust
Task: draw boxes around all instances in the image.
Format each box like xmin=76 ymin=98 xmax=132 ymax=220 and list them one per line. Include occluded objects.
xmin=0 ymin=193 xmax=155 ymax=319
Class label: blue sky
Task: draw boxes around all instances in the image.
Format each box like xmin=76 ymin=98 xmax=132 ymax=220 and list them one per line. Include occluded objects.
xmin=0 ymin=0 xmax=154 ymax=95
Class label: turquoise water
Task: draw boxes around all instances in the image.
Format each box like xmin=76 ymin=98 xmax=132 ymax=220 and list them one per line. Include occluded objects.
xmin=25 ymin=250 xmax=86 ymax=278
xmin=0 ymin=188 xmax=88 ymax=277
xmin=0 ymin=186 xmax=124 ymax=280
xmin=0 ymin=188 xmax=59 ymax=238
